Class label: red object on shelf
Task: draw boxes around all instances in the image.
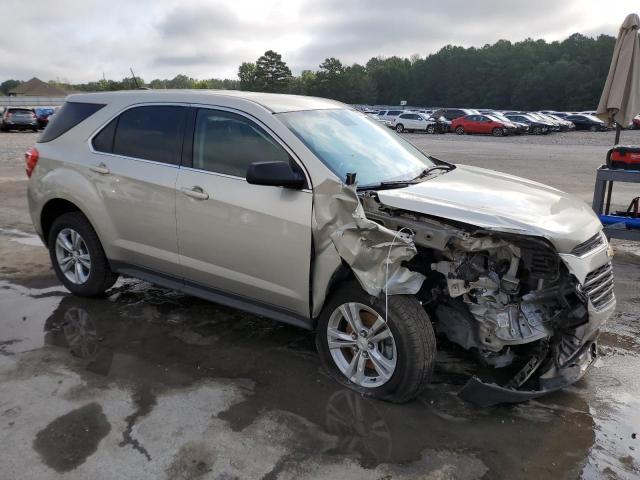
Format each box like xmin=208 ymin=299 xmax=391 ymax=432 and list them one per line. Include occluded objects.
xmin=607 ymin=145 xmax=640 ymax=170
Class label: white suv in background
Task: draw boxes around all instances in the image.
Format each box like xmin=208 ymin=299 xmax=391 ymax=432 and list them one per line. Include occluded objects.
xmin=389 ymin=113 xmax=437 ymax=133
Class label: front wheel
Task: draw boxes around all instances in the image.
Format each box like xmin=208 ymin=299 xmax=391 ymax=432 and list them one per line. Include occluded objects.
xmin=49 ymin=212 xmax=118 ymax=296
xmin=316 ymin=281 xmax=436 ymax=403
xmin=532 ymin=126 xmax=541 ymax=135
xmin=492 ymin=127 xmax=504 ymax=137
xmin=395 ymin=124 xmax=404 ymax=133
xmin=455 ymin=126 xmax=465 ymax=135
xmin=426 ymin=125 xmax=436 ymax=134
xmin=589 ymin=125 xmax=598 ymax=132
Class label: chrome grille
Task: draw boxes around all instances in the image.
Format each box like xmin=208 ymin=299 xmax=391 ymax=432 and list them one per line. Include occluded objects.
xmin=571 ymin=233 xmax=605 ymax=257
xmin=580 ymin=262 xmax=615 ymax=310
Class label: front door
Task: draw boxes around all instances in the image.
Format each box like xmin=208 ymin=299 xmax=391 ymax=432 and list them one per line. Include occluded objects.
xmin=175 ymin=108 xmax=313 ymax=316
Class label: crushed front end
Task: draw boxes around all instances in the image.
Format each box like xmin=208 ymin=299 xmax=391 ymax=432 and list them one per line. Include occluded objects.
xmin=361 ymin=194 xmax=616 ymax=406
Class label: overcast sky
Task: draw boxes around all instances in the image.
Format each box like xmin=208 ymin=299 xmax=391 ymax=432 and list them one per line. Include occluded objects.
xmin=2 ymin=0 xmax=637 ymax=83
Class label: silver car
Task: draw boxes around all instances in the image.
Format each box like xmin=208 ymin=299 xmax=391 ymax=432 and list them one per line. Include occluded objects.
xmin=26 ymin=91 xmax=615 ymax=405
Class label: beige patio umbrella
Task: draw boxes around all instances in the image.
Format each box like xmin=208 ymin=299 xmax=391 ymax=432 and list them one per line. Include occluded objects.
xmin=596 ymin=13 xmax=640 ymax=143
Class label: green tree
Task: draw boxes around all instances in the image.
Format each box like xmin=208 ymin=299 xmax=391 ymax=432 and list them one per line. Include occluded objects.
xmin=315 ymin=57 xmax=346 ymax=100
xmin=0 ymin=79 xmax=23 ymax=94
xmin=238 ymin=62 xmax=258 ymax=90
xmin=254 ymin=50 xmax=292 ymax=93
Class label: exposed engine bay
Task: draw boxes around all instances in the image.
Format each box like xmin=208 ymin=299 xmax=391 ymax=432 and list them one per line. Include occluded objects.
xmin=360 ymin=192 xmax=614 ymax=406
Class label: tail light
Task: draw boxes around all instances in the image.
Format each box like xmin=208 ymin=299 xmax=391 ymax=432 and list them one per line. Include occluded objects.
xmin=24 ymin=147 xmax=39 ymax=178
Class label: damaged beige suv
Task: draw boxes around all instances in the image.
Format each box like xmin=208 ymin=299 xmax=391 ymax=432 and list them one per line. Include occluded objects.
xmin=27 ymin=91 xmax=615 ymax=406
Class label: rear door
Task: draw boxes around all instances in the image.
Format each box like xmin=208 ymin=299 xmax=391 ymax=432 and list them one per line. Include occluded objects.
xmin=476 ymin=115 xmax=492 ymax=134
xmin=175 ymin=107 xmax=313 ymax=316
xmin=89 ymin=104 xmax=186 ymax=276
xmin=406 ymin=114 xmax=424 ymax=130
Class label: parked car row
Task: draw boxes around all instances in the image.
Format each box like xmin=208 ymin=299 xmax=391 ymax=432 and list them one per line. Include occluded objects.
xmin=0 ymin=106 xmax=57 ymax=132
xmin=365 ymin=106 xmax=613 ymax=136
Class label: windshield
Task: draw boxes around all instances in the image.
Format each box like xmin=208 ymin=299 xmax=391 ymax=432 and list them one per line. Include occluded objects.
xmin=278 ymin=109 xmax=434 ymax=187
xmin=487 ymin=114 xmax=507 ymax=123
xmin=584 ymin=114 xmax=603 ymax=122
xmin=491 ymin=113 xmax=509 ymax=122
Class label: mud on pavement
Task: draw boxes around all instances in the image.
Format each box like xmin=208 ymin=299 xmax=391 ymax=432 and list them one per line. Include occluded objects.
xmin=1 ymin=131 xmax=639 ymax=479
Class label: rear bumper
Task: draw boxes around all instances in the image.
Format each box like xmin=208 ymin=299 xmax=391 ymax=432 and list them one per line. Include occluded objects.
xmin=3 ymin=122 xmax=37 ymax=130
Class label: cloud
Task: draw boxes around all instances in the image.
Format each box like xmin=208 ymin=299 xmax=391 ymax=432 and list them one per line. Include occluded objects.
xmin=0 ymin=0 xmax=628 ymax=83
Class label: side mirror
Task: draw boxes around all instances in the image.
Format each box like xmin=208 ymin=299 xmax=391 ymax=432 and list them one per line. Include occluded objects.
xmin=246 ymin=161 xmax=306 ymax=189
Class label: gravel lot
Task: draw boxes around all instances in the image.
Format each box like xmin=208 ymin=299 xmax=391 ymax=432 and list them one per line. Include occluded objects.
xmin=0 ymin=130 xmax=639 ymax=479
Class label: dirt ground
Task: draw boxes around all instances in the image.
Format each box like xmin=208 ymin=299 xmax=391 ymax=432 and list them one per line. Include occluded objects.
xmin=0 ymin=130 xmax=639 ymax=479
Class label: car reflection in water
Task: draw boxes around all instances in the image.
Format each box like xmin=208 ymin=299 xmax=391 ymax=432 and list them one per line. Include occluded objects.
xmin=39 ymin=284 xmax=597 ymax=476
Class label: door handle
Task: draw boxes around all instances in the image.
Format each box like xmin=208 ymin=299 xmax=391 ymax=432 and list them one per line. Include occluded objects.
xmin=181 ymin=186 xmax=209 ymax=200
xmin=90 ymin=163 xmax=110 ymax=174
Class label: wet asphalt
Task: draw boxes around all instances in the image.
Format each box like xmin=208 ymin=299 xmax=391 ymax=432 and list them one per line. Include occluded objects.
xmin=0 ymin=130 xmax=639 ymax=479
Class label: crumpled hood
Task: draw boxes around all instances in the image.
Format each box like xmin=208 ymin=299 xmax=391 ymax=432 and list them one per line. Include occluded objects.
xmin=375 ymin=165 xmax=602 ymax=253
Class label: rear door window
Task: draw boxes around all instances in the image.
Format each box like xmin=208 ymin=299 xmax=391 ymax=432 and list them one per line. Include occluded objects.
xmin=191 ymin=109 xmax=290 ymax=178
xmin=39 ymin=102 xmax=105 ymax=142
xmin=110 ymin=105 xmax=186 ymax=165
xmin=9 ymin=108 xmax=34 ymax=116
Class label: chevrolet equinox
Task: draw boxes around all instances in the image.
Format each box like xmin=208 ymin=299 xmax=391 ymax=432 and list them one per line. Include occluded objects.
xmin=26 ymin=90 xmax=615 ymax=405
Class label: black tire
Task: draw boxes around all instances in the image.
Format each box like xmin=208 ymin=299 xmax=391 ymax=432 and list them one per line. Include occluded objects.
xmin=48 ymin=212 xmax=118 ymax=296
xmin=492 ymin=127 xmax=504 ymax=137
xmin=426 ymin=125 xmax=436 ymax=134
xmin=395 ymin=124 xmax=404 ymax=133
xmin=455 ymin=126 xmax=464 ymax=135
xmin=32 ymin=127 xmax=38 ymax=132
xmin=589 ymin=125 xmax=598 ymax=132
xmin=532 ymin=126 xmax=541 ymax=135
xmin=316 ymin=281 xmax=436 ymax=403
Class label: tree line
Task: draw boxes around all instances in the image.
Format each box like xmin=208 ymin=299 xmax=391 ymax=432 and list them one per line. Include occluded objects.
xmin=1 ymin=33 xmax=616 ymax=111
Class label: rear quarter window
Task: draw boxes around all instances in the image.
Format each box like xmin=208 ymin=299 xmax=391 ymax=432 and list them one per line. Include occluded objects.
xmin=39 ymin=102 xmax=105 ymax=143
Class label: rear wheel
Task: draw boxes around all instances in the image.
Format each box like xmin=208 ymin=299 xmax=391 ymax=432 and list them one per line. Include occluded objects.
xmin=316 ymin=281 xmax=436 ymax=403
xmin=532 ymin=126 xmax=542 ymax=135
xmin=589 ymin=125 xmax=598 ymax=132
xmin=395 ymin=124 xmax=404 ymax=133
xmin=455 ymin=126 xmax=465 ymax=135
xmin=49 ymin=212 xmax=118 ymax=296
xmin=426 ymin=124 xmax=436 ymax=134
xmin=492 ymin=127 xmax=504 ymax=137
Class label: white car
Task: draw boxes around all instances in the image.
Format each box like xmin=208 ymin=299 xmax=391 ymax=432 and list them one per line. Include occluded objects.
xmin=389 ymin=113 xmax=437 ymax=133
xmin=375 ymin=109 xmax=403 ymax=124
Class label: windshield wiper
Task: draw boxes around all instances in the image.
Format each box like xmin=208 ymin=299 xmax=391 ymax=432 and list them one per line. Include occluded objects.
xmin=357 ymin=179 xmax=416 ymax=191
xmin=357 ymin=163 xmax=456 ymax=191
xmin=416 ymin=164 xmax=456 ymax=179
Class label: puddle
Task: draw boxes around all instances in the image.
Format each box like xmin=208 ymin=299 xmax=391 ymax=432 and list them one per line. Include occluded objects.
xmin=0 ymin=228 xmax=43 ymax=247
xmin=33 ymin=402 xmax=111 ymax=473
xmin=0 ymin=279 xmax=638 ymax=478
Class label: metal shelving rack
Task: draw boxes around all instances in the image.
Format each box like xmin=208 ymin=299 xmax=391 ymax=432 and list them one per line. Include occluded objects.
xmin=592 ymin=165 xmax=640 ymax=241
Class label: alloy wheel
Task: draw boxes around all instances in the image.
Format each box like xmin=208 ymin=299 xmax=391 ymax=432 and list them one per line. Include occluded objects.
xmin=327 ymin=302 xmax=397 ymax=388
xmin=55 ymin=228 xmax=91 ymax=284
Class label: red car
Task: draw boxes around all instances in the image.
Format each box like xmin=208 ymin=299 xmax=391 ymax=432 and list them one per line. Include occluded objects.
xmin=451 ymin=114 xmax=511 ymax=136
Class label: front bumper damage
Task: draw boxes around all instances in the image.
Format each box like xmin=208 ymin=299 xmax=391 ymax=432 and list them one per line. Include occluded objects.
xmin=460 ymin=338 xmax=597 ymax=407
xmin=311 ymin=179 xmax=616 ymax=407
xmin=458 ymin=242 xmax=616 ymax=407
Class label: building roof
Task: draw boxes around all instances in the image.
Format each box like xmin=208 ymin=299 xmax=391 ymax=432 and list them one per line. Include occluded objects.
xmin=68 ymin=89 xmax=345 ymax=113
xmin=9 ymin=78 xmax=68 ymax=97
